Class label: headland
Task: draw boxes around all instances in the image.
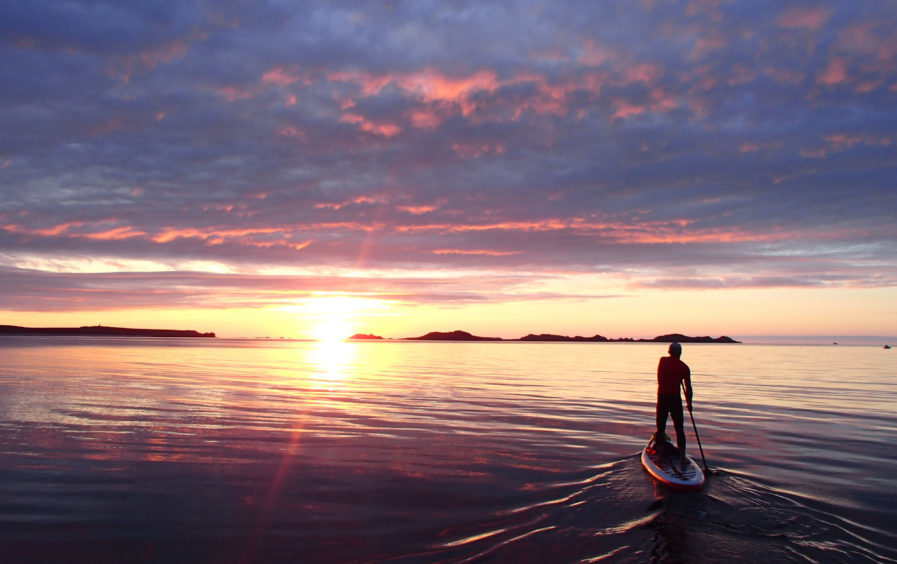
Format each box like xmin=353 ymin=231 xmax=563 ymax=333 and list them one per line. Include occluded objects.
xmin=0 ymin=325 xmax=216 ymax=338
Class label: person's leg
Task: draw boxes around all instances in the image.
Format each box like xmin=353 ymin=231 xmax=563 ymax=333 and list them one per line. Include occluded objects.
xmin=671 ymin=399 xmax=686 ymax=460
xmin=655 ymin=395 xmax=669 ymax=443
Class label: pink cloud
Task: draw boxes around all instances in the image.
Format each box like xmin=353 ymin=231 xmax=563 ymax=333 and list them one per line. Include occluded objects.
xmin=578 ymin=40 xmax=611 ymax=67
xmin=279 ymin=126 xmax=303 ymax=137
xmin=261 ymin=67 xmax=304 ymax=87
xmin=818 ymin=57 xmax=849 ymax=85
xmin=398 ymin=205 xmax=437 ymax=215
xmin=856 ymin=80 xmax=883 ymax=93
xmin=329 ymin=65 xmax=609 ymax=125
xmin=837 ymin=21 xmax=897 ymax=62
xmin=505 ymin=73 xmax=577 ymax=118
xmin=88 ymin=118 xmax=123 ymax=136
xmin=691 ymin=32 xmax=728 ymax=59
xmin=216 ymin=85 xmax=254 ymax=102
xmin=611 ymin=87 xmax=677 ymax=120
xmin=801 ymin=133 xmax=892 ymax=158
xmin=328 ymin=70 xmax=394 ymax=97
xmin=826 ymin=133 xmax=892 ymax=149
xmin=451 ymin=142 xmax=506 ymax=159
xmin=339 ymin=113 xmax=402 ymax=137
xmin=624 ymin=62 xmax=664 ymax=84
xmin=777 ymin=6 xmax=830 ymax=31
xmin=408 ymin=108 xmax=445 ymax=129
xmin=109 ymin=32 xmax=205 ymax=83
xmin=612 ymin=100 xmax=645 ymax=119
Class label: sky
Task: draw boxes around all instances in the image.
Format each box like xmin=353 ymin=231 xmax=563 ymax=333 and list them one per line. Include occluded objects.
xmin=1 ymin=0 xmax=896 ymax=341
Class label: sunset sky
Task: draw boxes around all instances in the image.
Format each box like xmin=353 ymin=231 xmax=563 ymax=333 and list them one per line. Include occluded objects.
xmin=1 ymin=1 xmax=895 ymax=341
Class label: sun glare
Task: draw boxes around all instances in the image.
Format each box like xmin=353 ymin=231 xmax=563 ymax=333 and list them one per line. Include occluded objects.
xmin=312 ymin=318 xmax=354 ymax=343
xmin=281 ymin=294 xmax=390 ymax=341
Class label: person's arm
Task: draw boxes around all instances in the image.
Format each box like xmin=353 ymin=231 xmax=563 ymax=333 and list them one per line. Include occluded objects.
xmin=683 ymin=369 xmax=693 ymax=411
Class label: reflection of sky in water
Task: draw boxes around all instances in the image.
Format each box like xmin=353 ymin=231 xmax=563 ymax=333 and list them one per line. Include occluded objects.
xmin=0 ymin=339 xmax=895 ymax=561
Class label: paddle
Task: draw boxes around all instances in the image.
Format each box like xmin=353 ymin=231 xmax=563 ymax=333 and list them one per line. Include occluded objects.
xmin=683 ymin=382 xmax=710 ymax=474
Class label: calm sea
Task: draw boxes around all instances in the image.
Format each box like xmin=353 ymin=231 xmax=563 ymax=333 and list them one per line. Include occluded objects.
xmin=0 ymin=338 xmax=895 ymax=563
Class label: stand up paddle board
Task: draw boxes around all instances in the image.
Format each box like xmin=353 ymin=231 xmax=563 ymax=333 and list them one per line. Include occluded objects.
xmin=641 ymin=435 xmax=705 ymax=491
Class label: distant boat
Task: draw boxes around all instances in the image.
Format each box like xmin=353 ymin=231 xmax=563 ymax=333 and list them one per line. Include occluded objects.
xmin=885 ymin=345 xmax=892 ymax=349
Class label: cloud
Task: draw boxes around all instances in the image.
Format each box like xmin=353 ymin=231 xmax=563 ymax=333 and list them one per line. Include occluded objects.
xmin=777 ymin=6 xmax=831 ymax=31
xmin=1 ymin=0 xmax=896 ymax=313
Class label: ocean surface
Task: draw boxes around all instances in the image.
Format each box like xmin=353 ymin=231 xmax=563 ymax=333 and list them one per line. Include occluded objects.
xmin=1 ymin=337 xmax=895 ymax=563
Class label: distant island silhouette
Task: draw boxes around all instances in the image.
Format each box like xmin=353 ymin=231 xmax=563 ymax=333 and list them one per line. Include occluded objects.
xmin=0 ymin=325 xmax=216 ymax=338
xmin=350 ymin=330 xmax=739 ymax=343
xmin=0 ymin=324 xmax=736 ymax=343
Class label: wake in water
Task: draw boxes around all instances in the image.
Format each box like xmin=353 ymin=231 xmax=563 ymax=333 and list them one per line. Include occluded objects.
xmin=408 ymin=458 xmax=897 ymax=563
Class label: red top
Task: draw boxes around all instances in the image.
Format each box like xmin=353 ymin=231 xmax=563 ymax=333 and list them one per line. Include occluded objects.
xmin=657 ymin=356 xmax=690 ymax=395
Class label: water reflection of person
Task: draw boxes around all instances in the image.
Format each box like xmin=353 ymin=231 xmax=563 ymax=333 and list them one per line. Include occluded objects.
xmin=656 ymin=342 xmax=693 ymax=467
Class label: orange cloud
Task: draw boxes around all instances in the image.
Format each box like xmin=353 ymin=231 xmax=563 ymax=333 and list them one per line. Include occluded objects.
xmin=432 ymin=249 xmax=522 ymax=256
xmin=314 ymin=195 xmax=388 ymax=211
xmin=397 ymin=69 xmax=500 ymax=111
xmin=153 ymin=226 xmax=287 ymax=244
xmin=83 ymin=226 xmax=147 ymax=241
xmin=2 ymin=221 xmax=83 ymax=237
xmin=398 ymin=205 xmax=438 ymax=215
xmin=1 ymin=221 xmax=146 ymax=241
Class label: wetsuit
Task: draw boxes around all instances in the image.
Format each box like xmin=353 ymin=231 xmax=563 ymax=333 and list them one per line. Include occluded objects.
xmin=656 ymin=355 xmax=692 ymax=455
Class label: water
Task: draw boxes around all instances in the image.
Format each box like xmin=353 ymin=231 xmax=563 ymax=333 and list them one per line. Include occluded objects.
xmin=0 ymin=338 xmax=895 ymax=562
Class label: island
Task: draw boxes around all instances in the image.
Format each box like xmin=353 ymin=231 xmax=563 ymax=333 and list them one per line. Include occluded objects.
xmin=0 ymin=325 xmax=216 ymax=338
xmin=404 ymin=330 xmax=503 ymax=341
xmin=348 ymin=333 xmax=384 ymax=340
xmin=520 ymin=333 xmax=610 ymax=342
xmin=367 ymin=329 xmax=741 ymax=343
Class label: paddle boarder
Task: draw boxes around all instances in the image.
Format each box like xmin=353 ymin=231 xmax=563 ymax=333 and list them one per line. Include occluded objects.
xmin=656 ymin=342 xmax=692 ymax=468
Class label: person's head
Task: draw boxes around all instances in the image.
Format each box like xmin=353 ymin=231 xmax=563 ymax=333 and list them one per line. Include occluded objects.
xmin=669 ymin=342 xmax=682 ymax=358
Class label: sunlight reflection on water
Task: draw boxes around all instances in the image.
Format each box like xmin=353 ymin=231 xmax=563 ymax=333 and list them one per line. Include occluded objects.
xmin=0 ymin=338 xmax=895 ymax=562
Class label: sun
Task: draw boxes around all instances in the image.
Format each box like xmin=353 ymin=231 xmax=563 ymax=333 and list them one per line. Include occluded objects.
xmin=312 ymin=318 xmax=354 ymax=343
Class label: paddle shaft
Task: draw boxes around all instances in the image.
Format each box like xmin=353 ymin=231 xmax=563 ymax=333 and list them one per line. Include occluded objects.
xmin=683 ymin=382 xmax=710 ymax=473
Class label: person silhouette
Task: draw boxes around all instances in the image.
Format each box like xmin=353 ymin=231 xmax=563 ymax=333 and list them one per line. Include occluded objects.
xmin=656 ymin=342 xmax=692 ymax=468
